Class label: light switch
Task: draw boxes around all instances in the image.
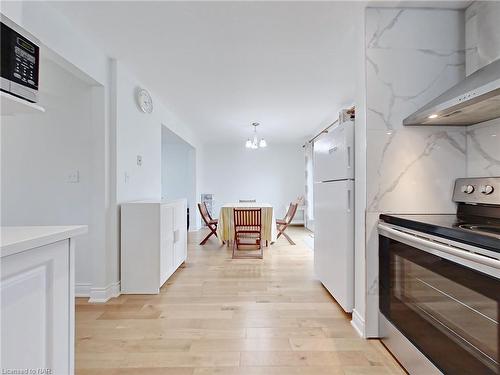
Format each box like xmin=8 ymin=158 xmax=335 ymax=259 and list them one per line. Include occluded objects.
xmin=124 ymin=172 xmax=130 ymax=184
xmin=67 ymin=170 xmax=80 ymax=183
xmin=137 ymin=155 xmax=142 ymax=166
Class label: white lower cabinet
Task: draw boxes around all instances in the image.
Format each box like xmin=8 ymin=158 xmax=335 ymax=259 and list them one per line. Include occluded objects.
xmin=1 ymin=226 xmax=87 ymax=375
xmin=121 ymin=199 xmax=188 ymax=294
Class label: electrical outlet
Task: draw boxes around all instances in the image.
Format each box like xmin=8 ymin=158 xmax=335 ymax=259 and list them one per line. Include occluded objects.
xmin=137 ymin=155 xmax=143 ymax=166
xmin=67 ymin=170 xmax=80 ymax=183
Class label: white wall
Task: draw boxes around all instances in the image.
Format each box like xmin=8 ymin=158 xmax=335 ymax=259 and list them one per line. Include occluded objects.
xmin=1 ymin=59 xmax=94 ymax=286
xmin=162 ymin=126 xmax=196 ymax=229
xmin=201 ymin=143 xmax=304 ymax=218
xmin=114 ymin=61 xmax=203 ymax=204
xmin=363 ymin=8 xmax=466 ymax=337
xmin=17 ymin=1 xmax=109 ymax=85
xmin=111 ymin=62 xmax=205 ymax=230
xmin=115 ymin=62 xmax=162 ymax=203
xmin=465 ymin=1 xmax=500 ymax=178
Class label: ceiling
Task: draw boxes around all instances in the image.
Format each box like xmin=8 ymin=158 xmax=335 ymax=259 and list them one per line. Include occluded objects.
xmin=49 ymin=1 xmax=470 ymax=144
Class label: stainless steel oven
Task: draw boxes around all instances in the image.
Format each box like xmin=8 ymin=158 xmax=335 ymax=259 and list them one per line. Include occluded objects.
xmin=379 ymin=222 xmax=500 ymax=374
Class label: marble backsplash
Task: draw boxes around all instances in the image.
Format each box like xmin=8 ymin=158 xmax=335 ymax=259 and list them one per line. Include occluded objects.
xmin=366 ymin=8 xmax=466 ymax=216
xmin=364 ymin=8 xmax=467 ymax=337
xmin=466 ymin=117 xmax=500 ymax=177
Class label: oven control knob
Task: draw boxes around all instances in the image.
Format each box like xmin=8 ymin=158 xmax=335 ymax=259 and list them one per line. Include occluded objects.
xmin=480 ymin=185 xmax=494 ymax=195
xmin=461 ymin=184 xmax=475 ymax=194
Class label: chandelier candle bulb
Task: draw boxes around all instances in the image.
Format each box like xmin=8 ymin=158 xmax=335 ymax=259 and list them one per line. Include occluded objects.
xmin=244 ymin=122 xmax=267 ymax=149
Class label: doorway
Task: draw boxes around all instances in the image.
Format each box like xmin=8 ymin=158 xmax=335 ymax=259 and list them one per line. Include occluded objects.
xmin=161 ymin=125 xmax=196 ymax=230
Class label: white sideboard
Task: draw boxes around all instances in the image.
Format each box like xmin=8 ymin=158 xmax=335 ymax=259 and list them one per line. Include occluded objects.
xmin=121 ymin=199 xmax=187 ymax=294
xmin=1 ymin=225 xmax=87 ymax=375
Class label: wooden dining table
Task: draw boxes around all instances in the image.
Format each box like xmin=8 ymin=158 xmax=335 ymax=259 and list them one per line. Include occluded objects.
xmin=217 ymin=202 xmax=278 ymax=244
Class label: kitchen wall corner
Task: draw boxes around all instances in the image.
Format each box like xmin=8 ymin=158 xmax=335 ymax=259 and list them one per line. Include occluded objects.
xmin=465 ymin=1 xmax=500 ymax=178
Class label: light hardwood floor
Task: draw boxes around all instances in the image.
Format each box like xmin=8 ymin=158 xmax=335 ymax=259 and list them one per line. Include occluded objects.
xmin=76 ymin=227 xmax=404 ymax=375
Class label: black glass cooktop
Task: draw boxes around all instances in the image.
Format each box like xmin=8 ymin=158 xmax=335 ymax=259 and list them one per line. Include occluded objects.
xmin=380 ymin=214 xmax=500 ymax=253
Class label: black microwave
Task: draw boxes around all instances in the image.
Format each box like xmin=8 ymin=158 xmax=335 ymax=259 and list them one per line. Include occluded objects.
xmin=1 ymin=15 xmax=40 ymax=103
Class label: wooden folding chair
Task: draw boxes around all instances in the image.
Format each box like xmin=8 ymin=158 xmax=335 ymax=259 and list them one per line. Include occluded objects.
xmin=232 ymin=208 xmax=263 ymax=259
xmin=276 ymin=203 xmax=298 ymax=245
xmin=198 ymin=202 xmax=221 ymax=245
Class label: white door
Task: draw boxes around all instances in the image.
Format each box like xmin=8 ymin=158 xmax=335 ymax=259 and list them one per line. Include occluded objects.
xmin=160 ymin=204 xmax=175 ymax=285
xmin=313 ymin=120 xmax=354 ymax=182
xmin=313 ymin=180 xmax=354 ymax=312
xmin=173 ymin=200 xmax=187 ymax=268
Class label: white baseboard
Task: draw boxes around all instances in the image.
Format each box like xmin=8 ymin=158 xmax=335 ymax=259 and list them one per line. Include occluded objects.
xmin=351 ymin=308 xmax=365 ymax=338
xmin=88 ymin=281 xmax=121 ymax=303
xmin=75 ymin=283 xmax=91 ymax=297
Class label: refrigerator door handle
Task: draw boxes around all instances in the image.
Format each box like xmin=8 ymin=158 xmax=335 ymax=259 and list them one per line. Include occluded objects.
xmin=347 ymin=146 xmax=351 ymax=169
xmin=347 ymin=189 xmax=352 ymax=212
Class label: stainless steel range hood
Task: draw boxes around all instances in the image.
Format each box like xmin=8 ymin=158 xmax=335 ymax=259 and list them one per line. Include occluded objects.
xmin=403 ymin=58 xmax=500 ymax=126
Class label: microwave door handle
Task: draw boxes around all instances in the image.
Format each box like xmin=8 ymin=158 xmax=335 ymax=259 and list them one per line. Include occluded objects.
xmin=378 ymin=223 xmax=500 ymax=270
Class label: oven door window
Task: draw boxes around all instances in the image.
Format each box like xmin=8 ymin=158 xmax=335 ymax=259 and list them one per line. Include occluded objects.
xmin=379 ymin=235 xmax=499 ymax=374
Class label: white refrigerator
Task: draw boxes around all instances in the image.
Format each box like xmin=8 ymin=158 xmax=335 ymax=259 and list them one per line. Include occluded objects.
xmin=313 ymin=119 xmax=354 ymax=313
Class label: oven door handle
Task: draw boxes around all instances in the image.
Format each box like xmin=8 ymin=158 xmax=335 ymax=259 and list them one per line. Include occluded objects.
xmin=378 ymin=223 xmax=500 ymax=270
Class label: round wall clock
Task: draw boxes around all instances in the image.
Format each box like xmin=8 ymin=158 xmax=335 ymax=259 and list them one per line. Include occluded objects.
xmin=136 ymin=88 xmax=153 ymax=114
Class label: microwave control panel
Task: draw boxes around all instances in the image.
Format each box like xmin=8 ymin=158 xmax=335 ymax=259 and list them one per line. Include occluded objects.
xmin=1 ymin=21 xmax=39 ymax=90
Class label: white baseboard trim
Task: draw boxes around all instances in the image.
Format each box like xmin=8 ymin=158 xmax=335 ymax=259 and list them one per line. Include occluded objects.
xmin=351 ymin=308 xmax=365 ymax=338
xmin=75 ymin=283 xmax=91 ymax=297
xmin=88 ymin=281 xmax=121 ymax=303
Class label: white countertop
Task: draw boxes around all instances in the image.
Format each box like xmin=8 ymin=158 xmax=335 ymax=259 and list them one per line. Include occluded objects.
xmin=221 ymin=202 xmax=273 ymax=208
xmin=1 ymin=226 xmax=88 ymax=258
xmin=122 ymin=199 xmax=187 ymax=205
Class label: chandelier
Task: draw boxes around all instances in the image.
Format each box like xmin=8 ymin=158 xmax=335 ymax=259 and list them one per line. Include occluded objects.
xmin=245 ymin=122 xmax=267 ymax=149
